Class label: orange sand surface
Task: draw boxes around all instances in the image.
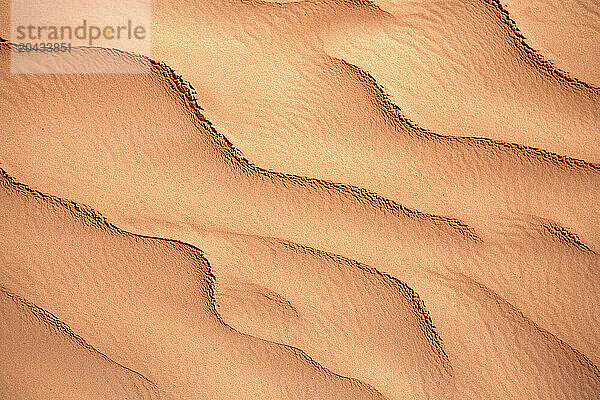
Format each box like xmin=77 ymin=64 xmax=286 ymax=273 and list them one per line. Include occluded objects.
xmin=1 ymin=0 xmax=599 ymax=398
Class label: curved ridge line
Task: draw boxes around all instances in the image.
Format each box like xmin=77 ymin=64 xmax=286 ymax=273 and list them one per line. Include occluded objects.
xmin=0 ymin=287 xmax=165 ymax=397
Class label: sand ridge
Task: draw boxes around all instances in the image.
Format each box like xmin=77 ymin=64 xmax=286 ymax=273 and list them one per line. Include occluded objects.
xmin=0 ymin=0 xmax=599 ymax=397
xmin=1 ymin=43 xmax=599 ymax=366
xmin=0 ymin=170 xmax=388 ymax=400
xmin=0 ymin=288 xmax=168 ymax=400
xmin=1 ymin=166 xmax=599 ymax=398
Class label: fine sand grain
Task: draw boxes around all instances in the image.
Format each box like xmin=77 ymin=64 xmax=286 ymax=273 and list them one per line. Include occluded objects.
xmin=1 ymin=1 xmax=599 ymax=397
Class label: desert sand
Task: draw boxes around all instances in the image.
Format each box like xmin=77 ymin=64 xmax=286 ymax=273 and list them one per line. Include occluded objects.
xmin=0 ymin=288 xmax=166 ymax=400
xmin=154 ymin=0 xmax=600 ymax=246
xmin=0 ymin=172 xmax=386 ymax=400
xmin=1 ymin=170 xmax=599 ymax=398
xmin=1 ymin=0 xmax=599 ymax=398
xmin=500 ymin=0 xmax=600 ymax=86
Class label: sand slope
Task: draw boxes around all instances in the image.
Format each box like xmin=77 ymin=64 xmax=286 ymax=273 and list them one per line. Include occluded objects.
xmin=145 ymin=0 xmax=600 ymax=244
xmin=195 ymin=229 xmax=600 ymax=399
xmin=0 ymin=289 xmax=167 ymax=400
xmin=0 ymin=172 xmax=386 ymax=400
xmin=500 ymin=0 xmax=600 ymax=86
xmin=0 ymin=1 xmax=599 ymax=397
xmin=1 ymin=166 xmax=598 ymax=398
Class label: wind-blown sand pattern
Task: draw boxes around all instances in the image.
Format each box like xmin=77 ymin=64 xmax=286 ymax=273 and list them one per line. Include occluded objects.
xmin=0 ymin=0 xmax=599 ymax=398
xmin=0 ymin=173 xmax=385 ymax=400
xmin=151 ymin=0 xmax=600 ymax=245
xmin=0 ymin=289 xmax=166 ymax=400
xmin=500 ymin=0 xmax=600 ymax=86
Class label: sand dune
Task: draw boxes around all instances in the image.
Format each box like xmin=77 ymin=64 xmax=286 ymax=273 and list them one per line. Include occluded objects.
xmin=0 ymin=172 xmax=386 ymax=400
xmin=1 ymin=168 xmax=599 ymax=398
xmin=141 ymin=0 xmax=600 ymax=242
xmin=0 ymin=289 xmax=167 ymax=400
xmin=146 ymin=0 xmax=600 ymax=238
xmin=1 ymin=0 xmax=599 ymax=397
xmin=0 ymin=43 xmax=599 ymax=375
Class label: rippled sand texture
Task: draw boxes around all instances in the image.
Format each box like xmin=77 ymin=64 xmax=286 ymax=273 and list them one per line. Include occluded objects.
xmin=146 ymin=0 xmax=600 ymax=245
xmin=1 ymin=0 xmax=600 ymax=398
